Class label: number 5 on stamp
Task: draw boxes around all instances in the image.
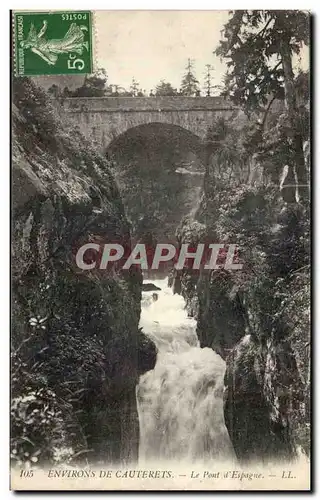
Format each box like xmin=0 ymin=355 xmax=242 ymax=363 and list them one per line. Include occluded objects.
xmin=13 ymin=11 xmax=93 ymax=76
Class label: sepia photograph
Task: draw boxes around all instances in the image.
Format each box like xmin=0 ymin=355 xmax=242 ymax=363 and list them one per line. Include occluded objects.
xmin=11 ymin=9 xmax=311 ymax=490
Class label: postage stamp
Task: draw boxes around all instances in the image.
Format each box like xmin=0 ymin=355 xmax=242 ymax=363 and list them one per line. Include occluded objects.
xmin=13 ymin=11 xmax=93 ymax=76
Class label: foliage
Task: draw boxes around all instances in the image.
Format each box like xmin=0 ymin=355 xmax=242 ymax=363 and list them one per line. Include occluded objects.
xmin=176 ymin=75 xmax=310 ymax=457
xmin=12 ymin=77 xmax=150 ymax=466
xmin=129 ymin=77 xmax=141 ymax=97
xmin=195 ymin=179 xmax=310 ymax=458
xmin=71 ymin=68 xmax=108 ymax=97
xmin=57 ymin=71 xmax=148 ymax=98
xmin=13 ymin=77 xmax=60 ymax=153
xmin=216 ymin=10 xmax=310 ymax=203
xmin=11 ymin=347 xmax=77 ymax=467
xmin=47 ymin=84 xmax=61 ymax=98
xmin=215 ymin=10 xmax=309 ymax=112
xmin=154 ymin=80 xmax=178 ymax=96
xmin=203 ymin=64 xmax=214 ymax=97
xmin=204 ymin=115 xmax=251 ymax=199
xmin=180 ymin=58 xmax=200 ymax=96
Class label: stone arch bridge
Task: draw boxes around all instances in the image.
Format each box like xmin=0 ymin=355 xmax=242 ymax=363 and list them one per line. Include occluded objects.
xmin=57 ymin=96 xmax=236 ymax=156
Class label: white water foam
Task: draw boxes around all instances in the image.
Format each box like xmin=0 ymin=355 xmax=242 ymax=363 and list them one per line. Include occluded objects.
xmin=137 ymin=278 xmax=235 ymax=465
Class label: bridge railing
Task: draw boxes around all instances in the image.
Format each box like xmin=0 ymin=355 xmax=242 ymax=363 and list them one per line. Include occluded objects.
xmin=56 ymin=96 xmax=234 ymax=113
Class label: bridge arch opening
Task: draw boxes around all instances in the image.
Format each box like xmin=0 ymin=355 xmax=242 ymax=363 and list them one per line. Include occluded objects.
xmin=105 ymin=122 xmax=205 ymax=250
xmin=106 ymin=122 xmax=205 ymax=161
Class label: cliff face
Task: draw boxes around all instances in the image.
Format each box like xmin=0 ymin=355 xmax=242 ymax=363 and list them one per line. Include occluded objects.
xmin=11 ymin=78 xmax=156 ymax=467
xmin=173 ymin=155 xmax=310 ymax=462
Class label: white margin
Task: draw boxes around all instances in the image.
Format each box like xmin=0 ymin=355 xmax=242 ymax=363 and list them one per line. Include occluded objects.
xmin=2 ymin=2 xmax=318 ymax=498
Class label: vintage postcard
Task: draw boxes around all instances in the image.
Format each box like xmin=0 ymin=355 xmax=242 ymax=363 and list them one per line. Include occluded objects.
xmin=11 ymin=10 xmax=311 ymax=491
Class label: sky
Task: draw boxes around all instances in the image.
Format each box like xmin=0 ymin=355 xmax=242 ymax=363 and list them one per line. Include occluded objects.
xmin=95 ymin=11 xmax=231 ymax=94
xmin=95 ymin=11 xmax=309 ymax=95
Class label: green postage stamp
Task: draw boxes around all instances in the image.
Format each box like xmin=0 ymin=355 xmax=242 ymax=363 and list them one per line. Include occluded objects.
xmin=13 ymin=11 xmax=93 ymax=76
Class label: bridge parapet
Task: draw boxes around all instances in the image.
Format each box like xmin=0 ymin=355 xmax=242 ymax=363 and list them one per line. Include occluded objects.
xmin=58 ymin=96 xmax=235 ymax=113
xmin=56 ymin=96 xmax=238 ymax=150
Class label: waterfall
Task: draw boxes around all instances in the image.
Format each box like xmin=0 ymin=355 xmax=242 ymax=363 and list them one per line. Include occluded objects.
xmin=137 ymin=278 xmax=235 ymax=465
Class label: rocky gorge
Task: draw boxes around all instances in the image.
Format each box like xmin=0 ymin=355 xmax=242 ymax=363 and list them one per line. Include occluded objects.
xmin=11 ymin=78 xmax=156 ymax=467
xmin=170 ymin=116 xmax=310 ymax=462
xmin=11 ymin=75 xmax=310 ymax=469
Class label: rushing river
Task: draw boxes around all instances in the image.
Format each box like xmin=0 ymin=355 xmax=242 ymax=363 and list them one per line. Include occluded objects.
xmin=137 ymin=278 xmax=235 ymax=465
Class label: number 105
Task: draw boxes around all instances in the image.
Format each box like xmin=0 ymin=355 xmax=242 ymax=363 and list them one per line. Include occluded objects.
xmin=20 ymin=470 xmax=33 ymax=477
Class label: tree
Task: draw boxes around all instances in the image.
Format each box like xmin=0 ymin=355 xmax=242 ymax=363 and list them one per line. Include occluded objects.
xmin=180 ymin=58 xmax=200 ymax=96
xmin=129 ymin=77 xmax=140 ymax=97
xmin=48 ymin=84 xmax=61 ymax=98
xmin=62 ymin=87 xmax=72 ymax=98
xmin=72 ymin=68 xmax=108 ymax=97
xmin=216 ymin=10 xmax=310 ymax=203
xmin=203 ymin=64 xmax=214 ymax=96
xmin=154 ymin=80 xmax=178 ymax=96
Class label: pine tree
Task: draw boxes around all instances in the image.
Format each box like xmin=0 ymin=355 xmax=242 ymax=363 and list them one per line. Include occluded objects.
xmin=203 ymin=64 xmax=214 ymax=96
xmin=180 ymin=58 xmax=200 ymax=96
xmin=129 ymin=77 xmax=140 ymax=97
